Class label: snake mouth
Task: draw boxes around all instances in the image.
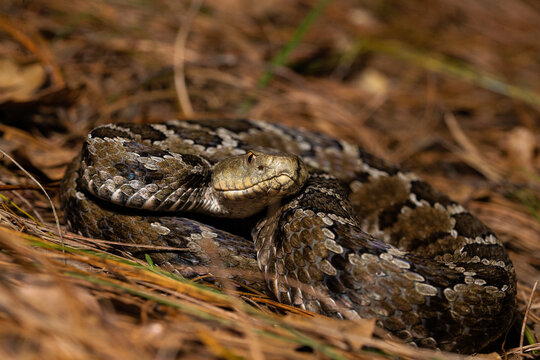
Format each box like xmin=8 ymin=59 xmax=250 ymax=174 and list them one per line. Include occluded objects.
xmin=212 ymin=150 xmax=309 ymax=205
xmin=216 ymin=173 xmax=299 ymax=201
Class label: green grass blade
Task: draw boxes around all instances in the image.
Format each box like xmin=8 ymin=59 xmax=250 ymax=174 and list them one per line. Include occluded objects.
xmin=241 ymin=0 xmax=332 ymax=113
xmin=356 ymin=39 xmax=540 ymax=107
xmin=257 ymin=0 xmax=333 ymax=88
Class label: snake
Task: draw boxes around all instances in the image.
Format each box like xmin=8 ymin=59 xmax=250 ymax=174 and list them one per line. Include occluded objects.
xmin=60 ymin=118 xmax=517 ymax=353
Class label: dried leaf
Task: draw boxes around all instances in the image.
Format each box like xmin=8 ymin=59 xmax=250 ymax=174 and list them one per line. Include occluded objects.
xmin=284 ymin=314 xmax=376 ymax=351
xmin=466 ymin=352 xmax=503 ymax=359
xmin=506 ymin=126 xmax=536 ymax=175
xmin=0 ymin=58 xmax=46 ymax=102
xmin=354 ymin=68 xmax=389 ymax=98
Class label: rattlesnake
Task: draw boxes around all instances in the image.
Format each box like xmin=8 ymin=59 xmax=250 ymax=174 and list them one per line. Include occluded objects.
xmin=60 ymin=118 xmax=516 ymax=353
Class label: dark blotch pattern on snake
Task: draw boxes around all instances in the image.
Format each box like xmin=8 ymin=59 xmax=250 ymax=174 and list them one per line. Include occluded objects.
xmin=60 ymin=119 xmax=516 ymax=353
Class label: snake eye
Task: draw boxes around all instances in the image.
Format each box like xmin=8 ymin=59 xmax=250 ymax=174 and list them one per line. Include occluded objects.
xmin=247 ymin=151 xmax=256 ymax=164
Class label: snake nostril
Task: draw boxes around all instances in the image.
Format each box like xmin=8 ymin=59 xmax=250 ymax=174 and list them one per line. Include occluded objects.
xmin=258 ymin=165 xmax=264 ymax=171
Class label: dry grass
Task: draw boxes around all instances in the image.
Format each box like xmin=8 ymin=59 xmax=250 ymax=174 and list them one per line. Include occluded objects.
xmin=0 ymin=0 xmax=539 ymax=358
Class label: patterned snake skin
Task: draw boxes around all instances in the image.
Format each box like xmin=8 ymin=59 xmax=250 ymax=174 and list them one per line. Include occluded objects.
xmin=60 ymin=119 xmax=516 ymax=353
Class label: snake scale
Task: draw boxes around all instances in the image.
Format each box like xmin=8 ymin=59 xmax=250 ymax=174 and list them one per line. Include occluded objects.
xmin=60 ymin=118 xmax=516 ymax=353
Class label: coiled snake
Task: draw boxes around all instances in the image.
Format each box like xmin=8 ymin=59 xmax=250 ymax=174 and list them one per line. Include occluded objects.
xmin=60 ymin=119 xmax=516 ymax=353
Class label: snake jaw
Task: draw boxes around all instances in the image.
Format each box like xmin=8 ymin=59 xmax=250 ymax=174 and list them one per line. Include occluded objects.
xmin=217 ymin=174 xmax=292 ymax=200
xmin=212 ymin=150 xmax=308 ymax=202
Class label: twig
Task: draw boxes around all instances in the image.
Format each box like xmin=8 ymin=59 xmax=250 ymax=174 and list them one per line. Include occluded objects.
xmin=173 ymin=0 xmax=204 ymax=117
xmin=520 ymin=280 xmax=538 ymax=355
xmin=445 ymin=112 xmax=504 ymax=182
xmin=0 ymin=149 xmax=63 ymax=254
xmin=0 ymin=15 xmax=64 ymax=88
xmin=0 ymin=184 xmax=58 ymax=192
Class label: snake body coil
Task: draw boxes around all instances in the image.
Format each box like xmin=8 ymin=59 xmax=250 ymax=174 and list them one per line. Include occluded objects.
xmin=60 ymin=119 xmax=516 ymax=353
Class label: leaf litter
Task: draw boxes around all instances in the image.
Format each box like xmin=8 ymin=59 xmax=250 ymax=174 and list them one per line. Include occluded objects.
xmin=0 ymin=0 xmax=539 ymax=358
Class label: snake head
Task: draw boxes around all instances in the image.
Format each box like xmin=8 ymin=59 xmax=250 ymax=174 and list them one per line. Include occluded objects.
xmin=212 ymin=150 xmax=309 ymax=204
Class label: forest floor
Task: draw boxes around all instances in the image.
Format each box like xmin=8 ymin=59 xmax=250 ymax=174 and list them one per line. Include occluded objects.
xmin=0 ymin=0 xmax=539 ymax=359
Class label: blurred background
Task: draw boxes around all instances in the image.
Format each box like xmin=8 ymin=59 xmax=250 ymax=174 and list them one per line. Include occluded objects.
xmin=0 ymin=0 xmax=539 ymax=358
